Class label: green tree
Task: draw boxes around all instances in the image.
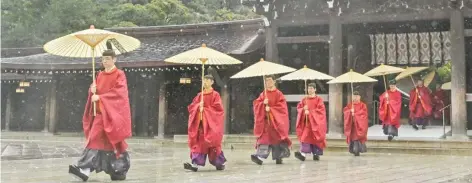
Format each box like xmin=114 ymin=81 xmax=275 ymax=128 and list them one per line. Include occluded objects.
xmin=437 ymin=61 xmax=452 ymax=83
xmin=1 ymin=0 xmax=258 ymax=48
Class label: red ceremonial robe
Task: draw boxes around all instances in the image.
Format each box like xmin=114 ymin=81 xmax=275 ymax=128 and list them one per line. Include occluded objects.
xmin=409 ymin=86 xmax=432 ymax=119
xmin=431 ymin=89 xmax=447 ymax=119
xmin=253 ymin=89 xmax=292 ymax=146
xmin=343 ymin=101 xmax=369 ymax=144
xmin=379 ymin=90 xmax=402 ymax=129
xmin=82 ymin=68 xmax=132 ymax=157
xmin=295 ymin=96 xmax=327 ymax=149
xmin=187 ymin=89 xmax=224 ymax=159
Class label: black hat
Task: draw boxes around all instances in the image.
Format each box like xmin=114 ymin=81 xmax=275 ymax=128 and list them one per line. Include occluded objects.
xmin=353 ymin=91 xmax=360 ymax=95
xmin=388 ymin=80 xmax=396 ymax=85
xmin=203 ymin=74 xmax=214 ymax=81
xmin=102 ymin=40 xmax=116 ymax=57
xmin=264 ymin=75 xmax=276 ymax=80
xmin=307 ymin=83 xmax=316 ymax=89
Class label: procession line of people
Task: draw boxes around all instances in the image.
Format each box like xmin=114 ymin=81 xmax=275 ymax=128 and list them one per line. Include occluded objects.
xmin=67 ymin=47 xmax=448 ymax=181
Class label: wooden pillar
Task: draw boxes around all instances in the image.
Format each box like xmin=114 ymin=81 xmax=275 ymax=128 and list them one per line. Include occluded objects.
xmin=265 ymin=25 xmax=279 ymax=63
xmin=130 ymin=74 xmax=138 ymax=136
xmin=449 ymin=5 xmax=468 ymax=139
xmin=142 ymin=83 xmax=150 ymax=137
xmin=4 ymin=88 xmax=12 ymax=131
xmin=157 ymin=83 xmax=167 ymax=138
xmin=221 ymin=84 xmax=230 ymax=134
xmin=48 ymin=81 xmax=58 ymax=133
xmin=347 ymin=33 xmax=374 ymax=125
xmin=43 ymin=85 xmax=50 ymax=132
xmin=328 ymin=14 xmax=344 ymax=136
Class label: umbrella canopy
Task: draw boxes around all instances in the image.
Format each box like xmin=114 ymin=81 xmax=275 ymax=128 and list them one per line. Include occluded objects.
xmin=278 ymin=65 xmax=334 ymax=81
xmin=327 ymin=69 xmax=377 ymax=84
xmin=165 ymin=44 xmax=242 ymax=65
xmin=441 ymin=82 xmax=451 ymax=90
xmin=423 ymin=70 xmax=436 ymax=87
xmin=44 ymin=25 xmax=141 ymax=58
xmin=395 ymin=66 xmax=429 ymax=80
xmin=364 ymin=64 xmax=405 ymax=77
xmin=230 ymin=58 xmax=296 ymax=79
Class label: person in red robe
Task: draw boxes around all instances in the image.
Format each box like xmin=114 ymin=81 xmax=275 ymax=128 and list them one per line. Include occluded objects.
xmin=343 ymin=91 xmax=368 ymax=156
xmin=294 ymin=83 xmax=326 ymax=161
xmin=379 ymin=80 xmax=402 ymax=141
xmin=251 ymin=75 xmax=291 ymax=165
xmin=184 ymin=75 xmax=226 ymax=172
xmin=69 ymin=42 xmax=131 ymax=181
xmin=408 ymin=79 xmax=432 ymax=130
xmin=431 ymin=84 xmax=448 ymax=120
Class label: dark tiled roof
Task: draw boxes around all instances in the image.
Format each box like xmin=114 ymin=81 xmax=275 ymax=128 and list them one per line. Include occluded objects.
xmin=1 ymin=19 xmax=265 ymax=70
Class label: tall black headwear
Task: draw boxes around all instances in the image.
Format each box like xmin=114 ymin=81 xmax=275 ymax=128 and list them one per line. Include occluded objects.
xmin=102 ymin=40 xmax=116 ymax=57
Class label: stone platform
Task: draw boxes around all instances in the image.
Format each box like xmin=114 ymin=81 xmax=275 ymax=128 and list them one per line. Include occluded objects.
xmin=174 ymin=133 xmax=472 ymax=156
xmin=367 ymin=125 xmax=452 ymax=140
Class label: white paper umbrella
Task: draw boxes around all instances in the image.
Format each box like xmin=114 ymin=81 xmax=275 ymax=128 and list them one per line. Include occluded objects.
xmin=230 ymin=58 xmax=296 ymax=79
xmin=441 ymin=82 xmax=451 ymax=90
xmin=44 ymin=26 xmax=140 ymax=58
xmin=43 ymin=25 xmax=141 ymax=116
xmin=279 ymin=65 xmax=334 ymax=81
xmin=165 ymin=44 xmax=242 ymax=65
xmin=165 ymin=44 xmax=243 ymax=127
xmin=231 ymin=58 xmax=296 ymax=123
xmin=328 ymin=69 xmax=377 ymax=112
xmin=395 ymin=66 xmax=430 ymax=102
xmin=279 ymin=65 xmax=334 ymax=123
xmin=165 ymin=44 xmax=243 ymax=102
xmin=364 ymin=64 xmax=405 ymax=92
xmin=327 ymin=69 xmax=377 ymax=84
xmin=395 ymin=66 xmax=429 ymax=81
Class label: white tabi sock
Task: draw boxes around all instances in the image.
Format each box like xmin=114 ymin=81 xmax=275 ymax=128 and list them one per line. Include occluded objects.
xmin=257 ymin=156 xmax=265 ymax=161
xmin=300 ymin=152 xmax=307 ymax=157
xmin=80 ymin=168 xmax=91 ymax=176
xmin=191 ymin=163 xmax=201 ymax=168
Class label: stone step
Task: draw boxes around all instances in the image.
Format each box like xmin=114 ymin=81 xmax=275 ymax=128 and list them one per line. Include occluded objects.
xmin=174 ymin=135 xmax=472 ymax=156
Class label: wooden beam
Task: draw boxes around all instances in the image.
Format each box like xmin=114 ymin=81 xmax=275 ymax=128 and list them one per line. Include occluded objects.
xmin=272 ymin=17 xmax=329 ymax=26
xmin=1 ymin=73 xmax=52 ymax=80
xmin=342 ymin=11 xmax=449 ymax=24
xmin=464 ymin=29 xmax=472 ymax=37
xmin=276 ymin=36 xmax=329 ymax=44
xmin=272 ymin=11 xmax=450 ymax=26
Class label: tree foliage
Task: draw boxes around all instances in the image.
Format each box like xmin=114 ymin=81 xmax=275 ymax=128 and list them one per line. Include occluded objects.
xmin=436 ymin=61 xmax=452 ymax=83
xmin=1 ymin=0 xmax=259 ymax=48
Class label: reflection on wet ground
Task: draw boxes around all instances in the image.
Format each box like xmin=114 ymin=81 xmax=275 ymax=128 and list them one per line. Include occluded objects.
xmin=1 ymin=139 xmax=472 ymax=183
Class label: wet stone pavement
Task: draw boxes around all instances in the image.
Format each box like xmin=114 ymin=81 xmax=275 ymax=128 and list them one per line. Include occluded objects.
xmin=2 ymin=138 xmax=472 ymax=183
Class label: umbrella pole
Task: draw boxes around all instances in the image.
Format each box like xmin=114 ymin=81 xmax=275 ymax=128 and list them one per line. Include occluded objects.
xmin=383 ymin=75 xmax=390 ymax=103
xmin=351 ymin=82 xmax=355 ymax=112
xmin=350 ymin=82 xmax=355 ymax=125
xmin=305 ymin=79 xmax=308 ymax=124
xmin=263 ymin=76 xmax=270 ymax=124
xmin=92 ymin=48 xmax=96 ymax=116
xmin=410 ymin=75 xmax=419 ymax=93
xmin=382 ymin=75 xmax=388 ymax=92
xmin=200 ymin=61 xmax=205 ymax=125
